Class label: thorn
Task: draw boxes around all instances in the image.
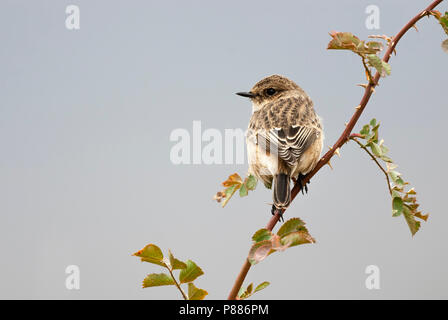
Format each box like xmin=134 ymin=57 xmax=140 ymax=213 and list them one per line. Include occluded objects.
xmin=355 ymin=105 xmax=361 ymax=110
xmin=334 ymin=148 xmax=341 ymax=157
xmin=327 ymin=160 xmax=333 ymax=170
xmin=344 ymin=122 xmax=348 ymax=127
xmin=370 ymin=87 xmax=376 ymax=94
xmin=411 ymin=24 xmax=419 ymax=32
xmin=357 ymin=83 xmax=368 ymax=89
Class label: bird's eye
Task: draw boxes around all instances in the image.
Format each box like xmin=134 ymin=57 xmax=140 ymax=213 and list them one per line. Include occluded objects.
xmin=265 ymin=88 xmax=276 ymax=96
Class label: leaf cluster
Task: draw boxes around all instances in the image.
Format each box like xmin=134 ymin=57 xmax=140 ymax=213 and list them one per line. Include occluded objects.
xmin=237 ymin=281 xmax=270 ymax=300
xmin=353 ymin=119 xmax=428 ymax=236
xmin=248 ymin=218 xmax=315 ymax=265
xmin=213 ymin=173 xmax=257 ymax=207
xmin=327 ymin=31 xmax=391 ymax=82
xmin=133 ymin=244 xmax=207 ymax=300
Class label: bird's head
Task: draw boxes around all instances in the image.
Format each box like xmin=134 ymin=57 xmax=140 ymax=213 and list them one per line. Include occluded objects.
xmin=236 ymin=75 xmax=303 ymax=112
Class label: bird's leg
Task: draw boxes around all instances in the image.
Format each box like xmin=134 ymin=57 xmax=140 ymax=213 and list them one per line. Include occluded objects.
xmin=271 ymin=205 xmax=284 ymax=222
xmin=298 ymin=173 xmax=310 ymax=194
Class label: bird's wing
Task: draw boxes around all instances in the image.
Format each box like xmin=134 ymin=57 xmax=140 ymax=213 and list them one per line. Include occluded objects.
xmin=248 ymin=126 xmax=317 ymax=167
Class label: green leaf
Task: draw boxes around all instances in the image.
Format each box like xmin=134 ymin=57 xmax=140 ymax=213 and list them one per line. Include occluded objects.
xmin=142 ymin=273 xmax=175 ymax=288
xmin=360 ymin=124 xmax=370 ymax=137
xmin=179 ymin=260 xmax=204 ymax=283
xmin=389 ymin=170 xmax=405 ymax=187
xmin=439 ymin=12 xmax=448 ymax=35
xmin=252 ymin=229 xmax=273 ymax=243
xmin=389 ymin=170 xmax=400 ymax=181
xmin=133 ymin=244 xmax=165 ymax=266
xmin=327 ymin=32 xmax=383 ymax=55
xmin=239 ymin=183 xmax=248 ymax=197
xmin=239 ymin=175 xmax=258 ymax=197
xmin=368 ymin=142 xmax=382 ymax=157
xmin=248 ymin=240 xmax=273 ymax=265
xmin=280 ymin=231 xmax=315 ymax=248
xmin=403 ymin=206 xmax=421 ymax=236
xmin=254 ymin=281 xmax=270 ymax=293
xmin=239 ymin=281 xmax=270 ymax=300
xmin=366 ymin=54 xmax=391 ymax=77
xmin=187 ymin=283 xmax=208 ymax=300
xmin=277 ymin=218 xmax=307 ymax=237
xmin=246 ymin=283 xmax=253 ymax=294
xmin=392 ymin=196 xmax=404 ymax=217
xmin=245 ymin=175 xmax=258 ymax=190
xmin=168 ymin=250 xmax=187 ymax=270
xmin=370 ymin=118 xmax=377 ymax=127
xmin=238 ymin=283 xmax=253 ymax=300
xmin=222 ymin=184 xmax=238 ymax=207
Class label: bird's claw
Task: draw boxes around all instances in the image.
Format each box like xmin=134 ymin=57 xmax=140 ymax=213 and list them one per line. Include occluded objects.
xmin=271 ymin=205 xmax=284 ymax=222
xmin=298 ymin=174 xmax=310 ymax=195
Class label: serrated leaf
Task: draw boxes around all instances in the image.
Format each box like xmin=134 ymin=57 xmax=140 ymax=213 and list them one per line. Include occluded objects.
xmin=252 ymin=229 xmax=273 ymax=243
xmin=439 ymin=12 xmax=448 ymax=35
xmin=187 ymin=283 xmax=208 ymax=300
xmin=248 ymin=240 xmax=273 ymax=265
xmin=179 ymin=260 xmax=204 ymax=283
xmin=327 ymin=32 xmax=382 ymax=55
xmin=280 ymin=231 xmax=315 ymax=248
xmin=392 ymin=197 xmax=404 ymax=217
xmin=389 ymin=171 xmax=403 ymax=185
xmin=371 ymin=124 xmax=380 ymax=142
xmin=240 ymin=175 xmax=258 ymax=197
xmin=403 ymin=206 xmax=421 ymax=236
xmin=360 ymin=124 xmax=370 ymax=137
xmin=368 ymin=142 xmax=383 ymax=157
xmin=222 ymin=184 xmax=238 ymax=207
xmin=366 ymin=54 xmax=391 ymax=77
xmin=168 ymin=250 xmax=187 ymax=270
xmin=133 ymin=244 xmax=165 ymax=266
xmin=239 ymin=183 xmax=248 ymax=197
xmin=277 ymin=218 xmax=307 ymax=237
xmin=142 ymin=273 xmax=175 ymax=288
xmin=245 ymin=175 xmax=257 ymax=190
xmin=222 ymin=173 xmax=243 ymax=187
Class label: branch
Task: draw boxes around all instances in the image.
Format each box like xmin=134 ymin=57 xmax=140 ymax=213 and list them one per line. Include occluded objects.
xmin=165 ymin=263 xmax=188 ymax=300
xmin=350 ymin=136 xmax=392 ymax=195
xmin=227 ymin=0 xmax=444 ymax=300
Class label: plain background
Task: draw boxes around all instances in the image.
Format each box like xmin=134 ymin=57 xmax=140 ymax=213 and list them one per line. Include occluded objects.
xmin=0 ymin=0 xmax=447 ymax=299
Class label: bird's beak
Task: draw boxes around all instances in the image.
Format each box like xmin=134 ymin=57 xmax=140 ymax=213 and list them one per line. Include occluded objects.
xmin=236 ymin=91 xmax=256 ymax=98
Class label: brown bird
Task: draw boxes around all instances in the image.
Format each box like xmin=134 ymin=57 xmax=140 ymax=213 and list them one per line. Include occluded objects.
xmin=237 ymin=75 xmax=323 ymax=219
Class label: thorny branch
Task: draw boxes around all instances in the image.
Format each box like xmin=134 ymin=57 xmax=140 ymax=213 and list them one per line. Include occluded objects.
xmin=227 ymin=0 xmax=445 ymax=300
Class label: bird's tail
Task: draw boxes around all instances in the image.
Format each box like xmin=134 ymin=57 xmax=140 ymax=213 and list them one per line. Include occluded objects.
xmin=273 ymin=173 xmax=291 ymax=210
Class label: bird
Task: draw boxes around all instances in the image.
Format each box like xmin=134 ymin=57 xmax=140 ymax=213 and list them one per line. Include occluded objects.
xmin=236 ymin=75 xmax=323 ymax=219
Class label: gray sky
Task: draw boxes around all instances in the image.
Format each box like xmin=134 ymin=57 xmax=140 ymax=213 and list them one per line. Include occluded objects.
xmin=0 ymin=0 xmax=447 ymax=299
